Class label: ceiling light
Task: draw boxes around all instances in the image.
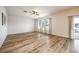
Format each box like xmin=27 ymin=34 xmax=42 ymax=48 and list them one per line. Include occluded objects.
xmin=24 ymin=9 xmax=40 ymax=16
xmin=24 ymin=10 xmax=27 ymax=13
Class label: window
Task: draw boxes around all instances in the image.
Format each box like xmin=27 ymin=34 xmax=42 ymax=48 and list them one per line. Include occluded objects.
xmin=2 ymin=12 xmax=6 ymax=25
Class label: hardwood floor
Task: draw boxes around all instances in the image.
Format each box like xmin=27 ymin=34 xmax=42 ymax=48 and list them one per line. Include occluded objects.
xmin=0 ymin=32 xmax=73 ymax=53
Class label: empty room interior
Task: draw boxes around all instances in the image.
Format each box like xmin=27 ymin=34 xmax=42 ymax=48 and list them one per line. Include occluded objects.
xmin=0 ymin=6 xmax=79 ymax=53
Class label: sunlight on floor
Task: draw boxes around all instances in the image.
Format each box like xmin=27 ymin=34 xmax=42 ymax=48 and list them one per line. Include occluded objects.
xmin=74 ymin=40 xmax=79 ymax=52
xmin=37 ymin=33 xmax=49 ymax=44
xmin=70 ymin=39 xmax=79 ymax=53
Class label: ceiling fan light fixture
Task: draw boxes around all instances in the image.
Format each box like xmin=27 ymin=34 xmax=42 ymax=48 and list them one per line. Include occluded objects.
xmin=24 ymin=10 xmax=27 ymax=13
xmin=24 ymin=9 xmax=40 ymax=16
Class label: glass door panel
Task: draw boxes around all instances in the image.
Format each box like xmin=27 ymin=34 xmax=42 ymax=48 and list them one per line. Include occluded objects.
xmin=71 ymin=16 xmax=79 ymax=39
xmin=38 ymin=19 xmax=50 ymax=34
xmin=74 ymin=17 xmax=79 ymax=39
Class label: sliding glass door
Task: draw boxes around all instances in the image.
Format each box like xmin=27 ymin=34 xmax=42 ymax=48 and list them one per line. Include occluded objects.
xmin=70 ymin=16 xmax=79 ymax=39
xmin=37 ymin=18 xmax=50 ymax=34
xmin=74 ymin=16 xmax=79 ymax=39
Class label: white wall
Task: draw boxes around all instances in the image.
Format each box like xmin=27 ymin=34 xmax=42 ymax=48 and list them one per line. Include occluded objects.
xmin=0 ymin=7 xmax=7 ymax=47
xmin=8 ymin=15 xmax=34 ymax=34
xmin=52 ymin=7 xmax=79 ymax=38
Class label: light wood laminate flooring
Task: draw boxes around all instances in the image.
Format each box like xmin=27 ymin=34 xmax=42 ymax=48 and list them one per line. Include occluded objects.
xmin=0 ymin=32 xmax=77 ymax=53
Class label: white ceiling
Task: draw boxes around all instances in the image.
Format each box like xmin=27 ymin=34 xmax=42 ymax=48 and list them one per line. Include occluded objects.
xmin=5 ymin=6 xmax=74 ymax=19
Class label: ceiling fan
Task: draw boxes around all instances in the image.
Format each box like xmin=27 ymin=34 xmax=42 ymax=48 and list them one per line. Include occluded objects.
xmin=24 ymin=10 xmax=39 ymax=16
